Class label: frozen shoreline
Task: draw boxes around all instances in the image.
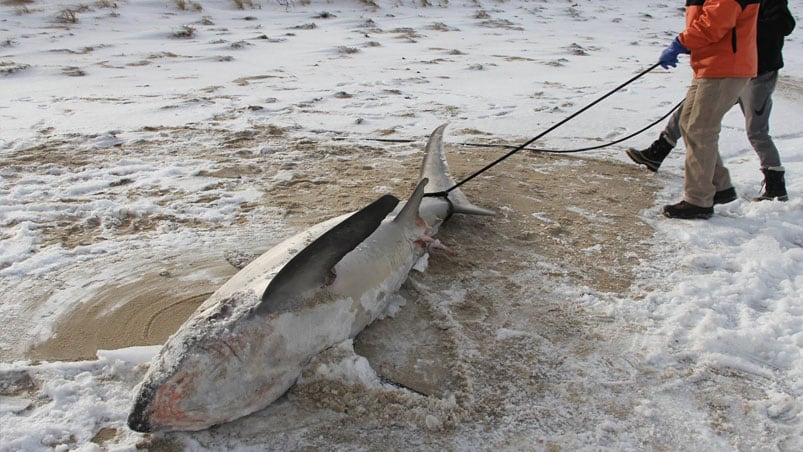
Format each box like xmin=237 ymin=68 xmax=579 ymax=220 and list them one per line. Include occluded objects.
xmin=2 ymin=0 xmax=802 ymax=450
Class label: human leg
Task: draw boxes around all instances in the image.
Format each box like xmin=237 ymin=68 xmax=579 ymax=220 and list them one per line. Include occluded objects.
xmin=663 ymin=78 xmax=748 ymax=219
xmin=739 ymin=71 xmax=783 ymax=169
xmin=738 ymin=71 xmax=788 ymax=201
xmin=660 ymin=106 xmax=683 ymax=147
xmin=679 ymin=78 xmax=749 ymax=207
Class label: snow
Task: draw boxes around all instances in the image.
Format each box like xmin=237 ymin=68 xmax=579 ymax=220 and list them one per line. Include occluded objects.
xmin=1 ymin=0 xmax=802 ymax=450
xmin=297 ymin=340 xmax=383 ymax=389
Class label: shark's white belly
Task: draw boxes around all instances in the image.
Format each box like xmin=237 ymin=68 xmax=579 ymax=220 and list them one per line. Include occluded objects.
xmin=153 ymin=218 xmax=429 ymax=430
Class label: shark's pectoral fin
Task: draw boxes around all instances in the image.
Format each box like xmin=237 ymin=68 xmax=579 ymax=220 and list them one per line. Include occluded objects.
xmin=256 ymin=194 xmax=400 ymax=316
xmin=354 ymin=288 xmax=462 ymax=399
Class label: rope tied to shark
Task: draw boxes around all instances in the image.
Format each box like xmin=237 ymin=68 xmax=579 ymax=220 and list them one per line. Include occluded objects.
xmin=424 ymin=62 xmax=667 ymax=198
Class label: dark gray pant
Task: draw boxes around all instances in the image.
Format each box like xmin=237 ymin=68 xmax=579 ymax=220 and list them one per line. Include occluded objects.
xmin=660 ymin=71 xmax=783 ymax=170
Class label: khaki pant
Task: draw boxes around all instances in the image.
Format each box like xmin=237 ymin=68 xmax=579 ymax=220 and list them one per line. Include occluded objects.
xmin=679 ymin=77 xmax=750 ymax=207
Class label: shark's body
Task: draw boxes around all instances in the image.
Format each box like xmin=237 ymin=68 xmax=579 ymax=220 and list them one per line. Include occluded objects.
xmin=127 ymin=124 xmax=493 ymax=432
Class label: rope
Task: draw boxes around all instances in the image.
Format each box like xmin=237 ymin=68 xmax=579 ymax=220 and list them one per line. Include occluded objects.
xmin=332 ymin=99 xmax=683 ymax=153
xmin=424 ymin=62 xmax=664 ymax=197
xmin=460 ymin=99 xmax=683 ymax=154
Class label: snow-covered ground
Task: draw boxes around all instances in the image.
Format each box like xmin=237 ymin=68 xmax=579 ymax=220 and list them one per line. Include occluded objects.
xmin=1 ymin=0 xmax=802 ymax=450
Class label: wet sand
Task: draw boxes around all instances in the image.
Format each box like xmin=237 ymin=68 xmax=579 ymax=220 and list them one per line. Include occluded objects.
xmin=20 ymin=140 xmax=659 ymax=374
xmin=27 ymin=262 xmax=235 ymax=362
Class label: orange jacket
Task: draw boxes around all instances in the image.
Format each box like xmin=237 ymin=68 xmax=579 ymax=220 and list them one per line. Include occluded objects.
xmin=679 ymin=0 xmax=760 ymax=78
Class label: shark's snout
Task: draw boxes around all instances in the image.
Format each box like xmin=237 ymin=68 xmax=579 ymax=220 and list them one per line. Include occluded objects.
xmin=127 ymin=404 xmax=152 ymax=433
xmin=127 ymin=383 xmax=157 ymax=432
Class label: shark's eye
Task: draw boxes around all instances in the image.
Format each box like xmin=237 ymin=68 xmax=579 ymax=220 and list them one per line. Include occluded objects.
xmin=207 ymin=304 xmax=231 ymax=322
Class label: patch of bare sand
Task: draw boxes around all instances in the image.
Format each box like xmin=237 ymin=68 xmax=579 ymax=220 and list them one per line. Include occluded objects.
xmin=14 ymin=131 xmax=661 ymax=443
xmin=21 ymin=133 xmax=658 ymax=361
xmin=255 ymin=139 xmax=661 ymax=293
xmin=26 ymin=262 xmax=235 ymax=362
xmin=275 ymin=142 xmax=663 ymax=442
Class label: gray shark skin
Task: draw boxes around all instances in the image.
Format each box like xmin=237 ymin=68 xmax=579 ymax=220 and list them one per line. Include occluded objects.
xmin=127 ymin=124 xmax=494 ymax=433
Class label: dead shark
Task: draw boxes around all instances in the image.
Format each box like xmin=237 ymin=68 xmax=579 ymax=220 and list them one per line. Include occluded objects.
xmin=127 ymin=124 xmax=494 ymax=432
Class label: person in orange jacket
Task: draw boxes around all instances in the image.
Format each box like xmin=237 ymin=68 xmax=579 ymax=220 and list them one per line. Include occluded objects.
xmin=629 ymin=0 xmax=795 ymax=204
xmin=658 ymin=0 xmax=761 ymax=219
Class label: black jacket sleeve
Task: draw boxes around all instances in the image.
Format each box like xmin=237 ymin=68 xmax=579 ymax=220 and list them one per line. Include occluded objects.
xmin=757 ymin=0 xmax=796 ymax=73
xmin=760 ymin=0 xmax=796 ymax=36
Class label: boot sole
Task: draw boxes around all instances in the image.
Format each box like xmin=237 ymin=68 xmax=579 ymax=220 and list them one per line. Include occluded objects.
xmin=752 ymin=195 xmax=789 ymax=202
xmin=713 ymin=195 xmax=737 ymax=205
xmin=662 ymin=210 xmax=713 ymax=220
xmin=626 ymin=149 xmax=660 ymax=172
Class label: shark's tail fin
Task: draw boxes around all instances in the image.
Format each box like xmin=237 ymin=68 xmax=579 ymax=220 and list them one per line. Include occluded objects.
xmin=420 ymin=124 xmax=495 ymax=217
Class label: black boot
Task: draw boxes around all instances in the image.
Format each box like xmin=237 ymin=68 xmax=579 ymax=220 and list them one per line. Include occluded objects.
xmin=662 ymin=201 xmax=713 ymax=220
xmin=753 ymin=168 xmax=788 ymax=202
xmin=713 ymin=187 xmax=737 ymax=205
xmin=626 ymin=136 xmax=674 ymax=172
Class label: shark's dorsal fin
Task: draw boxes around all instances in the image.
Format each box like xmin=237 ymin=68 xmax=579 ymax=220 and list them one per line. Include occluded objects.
xmin=256 ymin=194 xmax=399 ymax=316
xmin=394 ymin=178 xmax=429 ymax=225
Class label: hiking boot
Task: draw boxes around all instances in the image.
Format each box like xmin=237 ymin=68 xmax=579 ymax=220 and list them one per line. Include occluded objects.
xmin=626 ymin=136 xmax=674 ymax=172
xmin=713 ymin=187 xmax=737 ymax=205
xmin=753 ymin=168 xmax=788 ymax=201
xmin=662 ymin=201 xmax=713 ymax=220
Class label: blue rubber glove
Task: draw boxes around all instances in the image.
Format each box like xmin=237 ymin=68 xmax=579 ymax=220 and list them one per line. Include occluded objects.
xmin=659 ymin=37 xmax=690 ymax=69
